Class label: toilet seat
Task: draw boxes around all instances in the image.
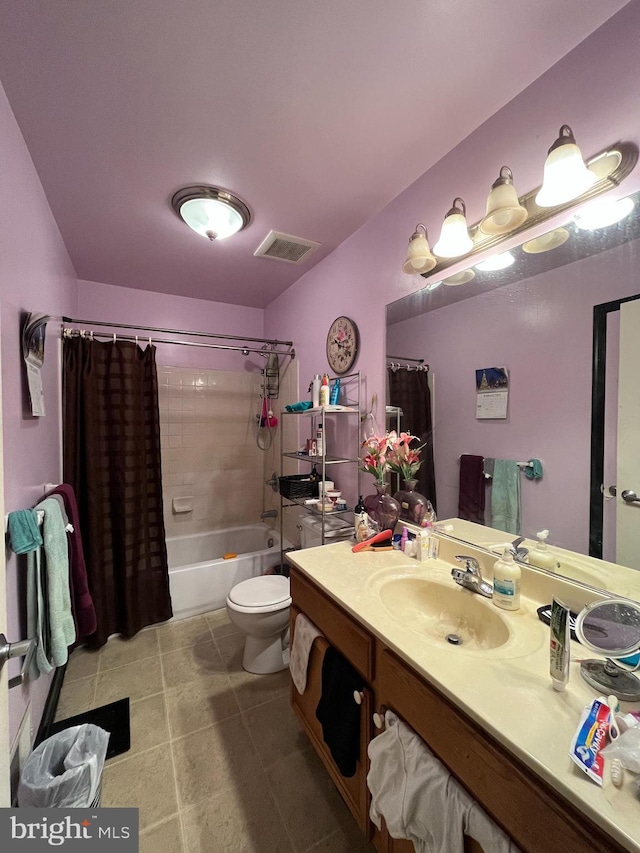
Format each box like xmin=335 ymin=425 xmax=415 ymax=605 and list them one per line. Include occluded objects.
xmin=227 ymin=575 xmax=291 ymax=614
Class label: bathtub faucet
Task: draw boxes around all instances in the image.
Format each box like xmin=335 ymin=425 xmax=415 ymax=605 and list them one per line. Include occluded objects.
xmin=261 ymin=510 xmax=278 ymax=519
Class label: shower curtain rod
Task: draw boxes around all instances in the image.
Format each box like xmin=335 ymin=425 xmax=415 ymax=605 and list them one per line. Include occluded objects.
xmin=61 ymin=317 xmax=293 ymax=349
xmin=386 ymin=355 xmax=424 ymax=363
xmin=62 ymin=328 xmax=293 ymax=358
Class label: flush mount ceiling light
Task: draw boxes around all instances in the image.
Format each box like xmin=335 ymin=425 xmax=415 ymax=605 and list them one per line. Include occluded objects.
xmin=475 ymin=251 xmax=516 ymax=272
xmin=433 ymin=198 xmax=473 ymax=258
xmin=402 ymin=224 xmax=437 ymax=274
xmin=535 ymin=125 xmax=597 ymax=208
xmin=480 ymin=167 xmax=528 ymax=235
xmin=573 ymin=196 xmax=635 ymax=231
xmin=171 ymin=186 xmax=251 ymax=241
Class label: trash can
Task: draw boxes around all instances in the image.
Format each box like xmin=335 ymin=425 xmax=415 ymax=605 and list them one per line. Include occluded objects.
xmin=18 ymin=723 xmax=109 ymax=808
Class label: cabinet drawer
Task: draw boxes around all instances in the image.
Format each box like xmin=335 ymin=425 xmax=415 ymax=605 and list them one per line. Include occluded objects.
xmin=377 ymin=646 xmax=624 ymax=853
xmin=290 ymin=606 xmax=372 ymax=833
xmin=290 ymin=568 xmax=374 ymax=681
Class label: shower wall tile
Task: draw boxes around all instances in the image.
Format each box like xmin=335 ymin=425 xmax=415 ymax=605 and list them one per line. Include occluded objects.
xmin=159 ymin=365 xmax=297 ymax=538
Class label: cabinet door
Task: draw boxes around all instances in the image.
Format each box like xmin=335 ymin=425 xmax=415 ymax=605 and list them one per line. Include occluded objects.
xmin=377 ymin=646 xmax=625 ymax=853
xmin=290 ymin=607 xmax=372 ymax=834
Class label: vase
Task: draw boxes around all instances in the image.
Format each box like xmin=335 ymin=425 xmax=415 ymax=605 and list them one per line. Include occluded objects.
xmin=363 ymin=483 xmax=400 ymax=532
xmin=394 ymin=479 xmax=434 ymax=527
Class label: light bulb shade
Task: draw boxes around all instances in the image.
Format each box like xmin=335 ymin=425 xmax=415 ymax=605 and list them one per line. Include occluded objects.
xmin=171 ymin=186 xmax=251 ymax=240
xmin=480 ymin=166 xmax=528 ymax=235
xmin=573 ymin=196 xmax=635 ymax=231
xmin=433 ymin=198 xmax=473 ymax=258
xmin=443 ymin=269 xmax=475 ymax=286
xmin=535 ymin=126 xmax=597 ymax=208
xmin=402 ymin=224 xmax=437 ymax=274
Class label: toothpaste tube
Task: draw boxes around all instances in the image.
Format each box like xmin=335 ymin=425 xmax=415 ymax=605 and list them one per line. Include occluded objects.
xmin=569 ymin=698 xmax=610 ymax=785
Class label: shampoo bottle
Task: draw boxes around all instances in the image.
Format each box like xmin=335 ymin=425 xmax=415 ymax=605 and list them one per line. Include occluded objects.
xmin=312 ymin=374 xmax=321 ymax=408
xmin=492 ymin=547 xmax=521 ymax=611
xmin=528 ymin=529 xmax=557 ymax=571
xmin=319 ymin=374 xmax=330 ymax=406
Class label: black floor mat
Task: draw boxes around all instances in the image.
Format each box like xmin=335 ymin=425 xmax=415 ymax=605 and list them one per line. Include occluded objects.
xmin=50 ymin=697 xmax=131 ymax=760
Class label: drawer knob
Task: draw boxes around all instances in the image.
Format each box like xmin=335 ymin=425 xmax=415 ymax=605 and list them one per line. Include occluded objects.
xmin=353 ymin=690 xmax=364 ymax=705
xmin=373 ymin=712 xmax=384 ymax=729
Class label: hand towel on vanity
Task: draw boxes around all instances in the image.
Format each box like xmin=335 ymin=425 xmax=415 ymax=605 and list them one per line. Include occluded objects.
xmin=458 ymin=455 xmax=486 ymax=524
xmin=367 ymin=710 xmax=519 ymax=853
xmin=289 ymin=612 xmax=322 ymax=693
xmin=315 ymin=646 xmax=364 ymax=777
xmin=34 ymin=498 xmax=76 ymax=670
xmin=490 ymin=459 xmax=521 ymax=535
xmin=45 ymin=484 xmax=97 ymax=640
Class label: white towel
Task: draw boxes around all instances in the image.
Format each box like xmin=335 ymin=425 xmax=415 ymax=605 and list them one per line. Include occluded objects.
xmin=367 ymin=710 xmax=519 ymax=853
xmin=289 ymin=612 xmax=322 ymax=693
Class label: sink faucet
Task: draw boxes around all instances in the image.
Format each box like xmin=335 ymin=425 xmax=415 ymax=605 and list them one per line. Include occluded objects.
xmin=511 ymin=537 xmax=529 ymax=561
xmin=451 ymin=556 xmax=493 ymax=599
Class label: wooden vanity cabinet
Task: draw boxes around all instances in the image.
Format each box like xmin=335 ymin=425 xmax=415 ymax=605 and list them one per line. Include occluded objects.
xmin=289 ymin=567 xmax=626 ymax=853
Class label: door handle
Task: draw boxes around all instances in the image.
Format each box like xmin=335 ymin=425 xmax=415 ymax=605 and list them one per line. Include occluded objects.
xmin=0 ymin=634 xmax=37 ymax=689
xmin=621 ymin=490 xmax=640 ymax=504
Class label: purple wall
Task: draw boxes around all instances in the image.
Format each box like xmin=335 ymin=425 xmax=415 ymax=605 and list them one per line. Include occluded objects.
xmin=387 ymin=239 xmax=640 ymax=552
xmin=77 ymin=280 xmax=266 ymax=372
xmin=0 ymin=82 xmax=78 ymax=743
xmin=265 ymin=2 xmax=640 ymax=496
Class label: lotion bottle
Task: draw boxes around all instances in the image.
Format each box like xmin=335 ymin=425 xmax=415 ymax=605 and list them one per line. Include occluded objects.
xmin=492 ymin=547 xmax=521 ymax=611
xmin=319 ymin=374 xmax=330 ymax=406
xmin=528 ymin=529 xmax=557 ymax=571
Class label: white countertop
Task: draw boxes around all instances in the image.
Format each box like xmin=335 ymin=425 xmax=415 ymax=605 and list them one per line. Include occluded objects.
xmin=287 ymin=541 xmax=640 ymax=852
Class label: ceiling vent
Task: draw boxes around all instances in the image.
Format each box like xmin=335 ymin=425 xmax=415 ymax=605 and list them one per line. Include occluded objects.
xmin=254 ymin=230 xmax=321 ymax=264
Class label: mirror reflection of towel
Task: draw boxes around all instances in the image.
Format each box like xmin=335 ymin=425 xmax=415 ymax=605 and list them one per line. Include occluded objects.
xmin=490 ymin=460 xmax=521 ymax=535
xmin=315 ymin=646 xmax=364 ymax=777
xmin=458 ymin=455 xmax=485 ymax=524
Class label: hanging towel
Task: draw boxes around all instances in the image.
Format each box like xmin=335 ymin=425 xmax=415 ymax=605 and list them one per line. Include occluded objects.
xmin=35 ymin=499 xmax=76 ymax=669
xmin=490 ymin=459 xmax=521 ymax=535
xmin=7 ymin=509 xmax=42 ymax=554
xmin=315 ymin=646 xmax=364 ymax=777
xmin=289 ymin=613 xmax=322 ymax=694
xmin=524 ymin=458 xmax=543 ymax=480
xmin=458 ymin=454 xmax=485 ymax=524
xmin=45 ymin=484 xmax=97 ymax=640
xmin=367 ymin=710 xmax=519 ymax=853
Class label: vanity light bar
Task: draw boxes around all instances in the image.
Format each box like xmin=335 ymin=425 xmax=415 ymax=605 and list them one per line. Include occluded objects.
xmin=419 ymin=140 xmax=638 ymax=280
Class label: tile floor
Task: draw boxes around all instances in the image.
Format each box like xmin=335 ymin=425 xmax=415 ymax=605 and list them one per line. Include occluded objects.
xmin=56 ymin=610 xmax=376 ymax=853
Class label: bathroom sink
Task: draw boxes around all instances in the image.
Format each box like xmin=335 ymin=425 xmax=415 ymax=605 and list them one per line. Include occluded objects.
xmin=377 ymin=576 xmax=510 ymax=652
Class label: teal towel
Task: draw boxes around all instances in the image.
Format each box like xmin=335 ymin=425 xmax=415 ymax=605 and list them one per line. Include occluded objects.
xmin=525 ymin=459 xmax=543 ymax=480
xmin=7 ymin=509 xmax=42 ymax=554
xmin=490 ymin=459 xmax=521 ymax=535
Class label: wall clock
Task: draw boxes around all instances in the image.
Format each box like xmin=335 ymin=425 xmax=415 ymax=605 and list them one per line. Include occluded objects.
xmin=326 ymin=316 xmax=359 ymax=375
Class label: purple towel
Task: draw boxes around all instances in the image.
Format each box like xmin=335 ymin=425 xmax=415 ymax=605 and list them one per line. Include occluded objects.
xmin=45 ymin=484 xmax=97 ymax=641
xmin=458 ymin=455 xmax=486 ymax=524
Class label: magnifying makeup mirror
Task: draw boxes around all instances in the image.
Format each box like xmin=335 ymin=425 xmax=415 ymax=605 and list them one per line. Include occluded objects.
xmin=575 ymin=598 xmax=640 ymax=701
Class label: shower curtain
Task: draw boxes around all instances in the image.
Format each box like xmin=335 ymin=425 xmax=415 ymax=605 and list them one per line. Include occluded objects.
xmin=63 ymin=336 xmax=172 ymax=648
xmin=387 ymin=368 xmax=437 ymax=512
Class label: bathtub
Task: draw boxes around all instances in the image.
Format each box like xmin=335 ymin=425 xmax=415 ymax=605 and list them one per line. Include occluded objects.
xmin=166 ymin=523 xmax=286 ymax=620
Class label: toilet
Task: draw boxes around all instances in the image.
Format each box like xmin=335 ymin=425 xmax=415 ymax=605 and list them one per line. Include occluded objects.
xmin=226 ymin=575 xmax=291 ymax=674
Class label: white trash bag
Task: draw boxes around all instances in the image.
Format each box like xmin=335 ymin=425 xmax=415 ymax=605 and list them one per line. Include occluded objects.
xmin=18 ymin=724 xmax=110 ymax=808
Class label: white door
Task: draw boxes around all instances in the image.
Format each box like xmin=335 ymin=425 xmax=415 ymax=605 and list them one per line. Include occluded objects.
xmin=616 ymin=299 xmax=640 ymax=571
xmin=0 ymin=317 xmax=10 ymax=805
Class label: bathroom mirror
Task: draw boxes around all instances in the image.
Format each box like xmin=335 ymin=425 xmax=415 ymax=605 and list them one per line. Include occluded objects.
xmin=386 ymin=187 xmax=640 ymax=601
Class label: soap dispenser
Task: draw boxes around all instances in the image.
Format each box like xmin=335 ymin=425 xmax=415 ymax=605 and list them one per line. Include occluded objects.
xmin=492 ymin=547 xmax=521 ymax=611
xmin=528 ymin=529 xmax=557 ymax=571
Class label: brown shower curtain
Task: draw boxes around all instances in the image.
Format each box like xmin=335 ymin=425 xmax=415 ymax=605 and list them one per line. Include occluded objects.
xmin=63 ymin=336 xmax=173 ymax=648
xmin=387 ymin=367 xmax=437 ymax=512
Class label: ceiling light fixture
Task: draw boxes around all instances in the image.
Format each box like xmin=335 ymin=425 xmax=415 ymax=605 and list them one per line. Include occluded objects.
xmin=535 ymin=125 xmax=597 ymax=208
xmin=480 ymin=167 xmax=528 ymax=235
xmin=402 ymin=223 xmax=437 ymax=274
xmin=433 ymin=198 xmax=473 ymax=258
xmin=171 ymin=185 xmax=251 ymax=241
xmin=475 ymin=251 xmax=516 ymax=272
xmin=573 ymin=196 xmax=635 ymax=231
